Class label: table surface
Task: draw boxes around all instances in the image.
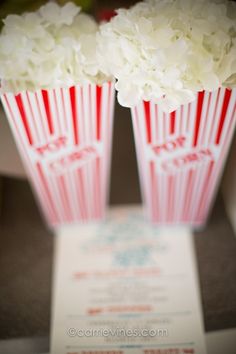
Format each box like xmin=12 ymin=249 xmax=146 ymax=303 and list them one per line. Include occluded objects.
xmin=0 ymin=102 xmax=236 ymax=342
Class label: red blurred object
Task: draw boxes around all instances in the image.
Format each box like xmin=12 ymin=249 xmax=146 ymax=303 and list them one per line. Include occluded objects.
xmin=97 ymin=8 xmax=117 ymax=22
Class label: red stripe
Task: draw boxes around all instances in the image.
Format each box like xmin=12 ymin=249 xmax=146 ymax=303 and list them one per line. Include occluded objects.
xmin=53 ymin=89 xmax=61 ymax=135
xmin=42 ymin=90 xmax=54 ymax=135
xmin=167 ymin=175 xmax=174 ymax=223
xmin=15 ymin=94 xmax=33 ymax=145
xmin=184 ymin=171 xmax=195 ymax=221
xmin=143 ymin=101 xmax=152 ymax=143
xmin=215 ymin=89 xmax=232 ymax=145
xmin=182 ymin=170 xmax=194 ymax=221
xmin=107 ymin=83 xmax=112 ymax=144
xmin=105 ymin=83 xmax=112 ymax=199
xmin=93 ymin=159 xmax=98 ymax=219
xmin=76 ymin=169 xmax=85 ymax=220
xmin=26 ymin=92 xmax=40 ymax=142
xmin=170 ymin=111 xmax=176 ymax=135
xmin=196 ymin=161 xmax=215 ymax=219
xmin=88 ymin=84 xmax=93 ymax=141
xmin=58 ymin=175 xmax=72 ymax=222
xmin=73 ymin=169 xmax=81 ymax=220
xmin=180 ymin=106 xmax=184 ymax=135
xmin=150 ymin=161 xmax=158 ymax=221
xmin=155 ymin=105 xmax=159 ymax=141
xmin=96 ymin=85 xmax=102 ymax=141
xmin=201 ymin=92 xmax=212 ymax=145
xmin=60 ymin=88 xmax=68 ymax=131
xmin=208 ymin=88 xmax=221 ymax=145
xmin=193 ymin=91 xmax=205 ymax=147
xmin=187 ymin=103 xmax=191 ymax=132
xmin=69 ymin=86 xmax=79 ymax=145
xmin=81 ymin=86 xmax=86 ymax=141
xmin=36 ymin=163 xmax=58 ymax=221
xmin=163 ymin=112 xmax=167 ymax=141
xmin=35 ymin=92 xmax=47 ymax=139
xmin=96 ymin=157 xmax=101 ymax=218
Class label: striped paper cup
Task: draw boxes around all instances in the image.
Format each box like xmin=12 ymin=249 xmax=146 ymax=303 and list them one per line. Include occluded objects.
xmin=131 ymin=88 xmax=236 ymax=227
xmin=1 ymin=82 xmax=115 ymax=227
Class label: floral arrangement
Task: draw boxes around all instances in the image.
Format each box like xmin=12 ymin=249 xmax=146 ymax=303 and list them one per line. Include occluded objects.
xmin=0 ymin=2 xmax=108 ymax=93
xmin=98 ymin=0 xmax=236 ymax=112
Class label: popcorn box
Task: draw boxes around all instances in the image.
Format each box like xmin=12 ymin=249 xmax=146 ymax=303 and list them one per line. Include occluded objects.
xmin=1 ymin=82 xmax=115 ymax=227
xmin=131 ymin=88 xmax=236 ymax=227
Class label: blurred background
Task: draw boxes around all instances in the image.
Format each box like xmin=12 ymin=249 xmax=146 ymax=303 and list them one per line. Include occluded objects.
xmin=0 ymin=0 xmax=235 ymax=353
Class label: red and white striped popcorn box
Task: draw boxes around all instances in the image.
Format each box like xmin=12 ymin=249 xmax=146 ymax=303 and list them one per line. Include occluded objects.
xmin=1 ymin=82 xmax=115 ymax=227
xmin=131 ymin=88 xmax=236 ymax=227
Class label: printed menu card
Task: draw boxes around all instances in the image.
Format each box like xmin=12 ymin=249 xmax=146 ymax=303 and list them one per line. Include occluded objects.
xmin=51 ymin=206 xmax=207 ymax=354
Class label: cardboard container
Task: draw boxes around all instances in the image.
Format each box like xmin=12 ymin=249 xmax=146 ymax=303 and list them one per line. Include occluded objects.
xmin=1 ymin=82 xmax=115 ymax=227
xmin=131 ymin=88 xmax=236 ymax=227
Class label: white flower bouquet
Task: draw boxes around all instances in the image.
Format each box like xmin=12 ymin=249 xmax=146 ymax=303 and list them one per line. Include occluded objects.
xmin=98 ymin=0 xmax=236 ymax=227
xmin=0 ymin=2 xmax=115 ymax=227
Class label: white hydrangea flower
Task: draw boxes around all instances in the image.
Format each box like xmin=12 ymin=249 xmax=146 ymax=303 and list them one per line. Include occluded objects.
xmin=3 ymin=13 xmax=45 ymax=39
xmin=98 ymin=0 xmax=236 ymax=112
xmin=0 ymin=2 xmax=109 ymax=93
xmin=39 ymin=2 xmax=80 ymax=27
